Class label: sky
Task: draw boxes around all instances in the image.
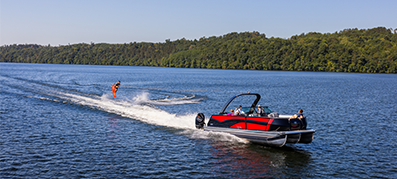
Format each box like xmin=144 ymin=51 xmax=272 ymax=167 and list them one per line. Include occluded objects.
xmin=0 ymin=0 xmax=396 ymax=46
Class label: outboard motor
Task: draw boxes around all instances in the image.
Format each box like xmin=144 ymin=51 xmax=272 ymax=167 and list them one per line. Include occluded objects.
xmin=195 ymin=113 xmax=205 ymax=129
xmin=289 ymin=118 xmax=302 ymax=130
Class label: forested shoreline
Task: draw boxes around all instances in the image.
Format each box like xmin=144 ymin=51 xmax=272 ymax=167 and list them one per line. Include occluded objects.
xmin=1 ymin=27 xmax=396 ymax=73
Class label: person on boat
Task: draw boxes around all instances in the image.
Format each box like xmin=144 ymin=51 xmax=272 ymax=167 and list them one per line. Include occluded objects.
xmin=257 ymin=105 xmax=264 ymax=116
xmin=227 ymin=109 xmax=234 ymax=116
xmin=234 ymin=105 xmax=245 ymax=115
xmin=114 ymin=81 xmax=121 ymax=92
xmin=289 ymin=109 xmax=304 ymax=119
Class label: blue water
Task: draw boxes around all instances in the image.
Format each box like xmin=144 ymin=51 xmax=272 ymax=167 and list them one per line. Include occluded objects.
xmin=0 ymin=63 xmax=396 ymax=178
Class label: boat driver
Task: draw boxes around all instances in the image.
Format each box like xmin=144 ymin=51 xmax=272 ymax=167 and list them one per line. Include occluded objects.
xmin=234 ymin=105 xmax=245 ymax=115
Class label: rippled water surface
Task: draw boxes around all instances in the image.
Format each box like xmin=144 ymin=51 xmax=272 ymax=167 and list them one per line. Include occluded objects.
xmin=1 ymin=63 xmax=396 ymax=178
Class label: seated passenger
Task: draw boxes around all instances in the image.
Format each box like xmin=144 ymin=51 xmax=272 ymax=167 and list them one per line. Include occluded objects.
xmin=257 ymin=105 xmax=265 ymax=116
xmin=289 ymin=109 xmax=304 ymax=119
xmin=227 ymin=109 xmax=234 ymax=116
xmin=234 ymin=105 xmax=245 ymax=115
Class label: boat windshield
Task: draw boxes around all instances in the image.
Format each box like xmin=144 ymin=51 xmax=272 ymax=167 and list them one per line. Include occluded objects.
xmin=262 ymin=106 xmax=273 ymax=113
xmin=241 ymin=107 xmax=251 ymax=114
xmin=241 ymin=106 xmax=273 ymax=115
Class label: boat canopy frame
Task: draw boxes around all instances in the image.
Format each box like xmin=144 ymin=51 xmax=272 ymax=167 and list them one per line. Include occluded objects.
xmin=219 ymin=93 xmax=261 ymax=114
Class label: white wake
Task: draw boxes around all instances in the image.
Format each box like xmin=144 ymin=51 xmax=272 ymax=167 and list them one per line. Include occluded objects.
xmin=42 ymin=91 xmax=248 ymax=144
xmin=54 ymin=91 xmax=195 ymax=129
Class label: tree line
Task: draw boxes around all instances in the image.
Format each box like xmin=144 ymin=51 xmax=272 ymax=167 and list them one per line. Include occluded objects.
xmin=1 ymin=27 xmax=396 ymax=73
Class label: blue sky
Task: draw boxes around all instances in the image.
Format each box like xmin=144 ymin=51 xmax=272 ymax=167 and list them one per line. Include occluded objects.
xmin=1 ymin=0 xmax=396 ymax=46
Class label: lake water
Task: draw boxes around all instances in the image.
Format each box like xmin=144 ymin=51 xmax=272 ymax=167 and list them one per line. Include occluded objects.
xmin=0 ymin=63 xmax=396 ymax=178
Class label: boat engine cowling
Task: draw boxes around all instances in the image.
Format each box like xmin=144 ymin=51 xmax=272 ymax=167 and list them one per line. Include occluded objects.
xmin=289 ymin=118 xmax=302 ymax=130
xmin=195 ymin=113 xmax=205 ymax=129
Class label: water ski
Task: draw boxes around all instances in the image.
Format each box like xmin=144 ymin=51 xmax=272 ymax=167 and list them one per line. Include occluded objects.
xmin=112 ymin=84 xmax=117 ymax=98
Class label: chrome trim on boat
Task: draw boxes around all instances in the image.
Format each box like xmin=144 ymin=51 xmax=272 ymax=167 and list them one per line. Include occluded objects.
xmin=204 ymin=126 xmax=315 ymax=147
